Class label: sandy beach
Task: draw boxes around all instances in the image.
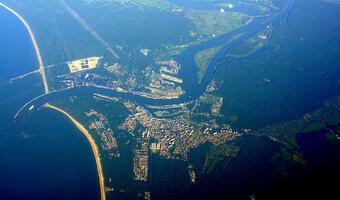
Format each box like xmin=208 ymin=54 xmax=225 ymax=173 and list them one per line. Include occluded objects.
xmin=44 ymin=103 xmax=106 ymax=200
xmin=0 ymin=2 xmax=49 ymax=94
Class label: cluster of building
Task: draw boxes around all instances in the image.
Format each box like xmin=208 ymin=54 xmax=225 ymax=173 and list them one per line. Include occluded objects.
xmin=86 ymin=109 xmax=120 ymax=158
xmin=157 ymin=60 xmax=181 ymax=74
xmin=138 ymin=60 xmax=185 ymax=99
xmin=211 ymin=97 xmax=223 ymax=116
xmin=104 ymin=62 xmax=127 ymax=76
xmin=118 ymin=100 xmax=243 ymax=160
xmin=150 ymin=142 xmax=161 ymax=153
xmin=53 ymin=56 xmax=245 ymax=180
xmin=191 ymin=93 xmax=224 ymax=117
xmin=188 ymin=165 xmax=196 ymax=184
xmin=54 ymin=59 xmax=186 ymax=100
xmin=133 ymin=138 xmax=149 ymax=181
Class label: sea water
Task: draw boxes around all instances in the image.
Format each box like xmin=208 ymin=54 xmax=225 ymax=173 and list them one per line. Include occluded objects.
xmin=0 ymin=5 xmax=100 ymax=200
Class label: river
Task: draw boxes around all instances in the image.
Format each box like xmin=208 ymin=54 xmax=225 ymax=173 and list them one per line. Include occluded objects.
xmin=13 ymin=0 xmax=296 ymax=114
xmin=0 ymin=0 xmax=296 ymax=199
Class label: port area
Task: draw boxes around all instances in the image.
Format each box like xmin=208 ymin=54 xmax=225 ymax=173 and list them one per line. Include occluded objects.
xmin=67 ymin=57 xmax=102 ymax=73
xmin=161 ymin=73 xmax=183 ymax=84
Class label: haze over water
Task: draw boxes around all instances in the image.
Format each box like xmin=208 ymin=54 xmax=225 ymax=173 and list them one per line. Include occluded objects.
xmin=0 ymin=6 xmax=100 ymax=199
xmin=1 ymin=0 xmax=340 ymax=199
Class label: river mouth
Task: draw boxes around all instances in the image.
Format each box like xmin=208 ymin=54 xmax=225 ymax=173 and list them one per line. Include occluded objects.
xmin=13 ymin=0 xmax=296 ymax=117
xmin=3 ymin=0 xmax=340 ymax=199
xmin=0 ymin=4 xmax=101 ymax=199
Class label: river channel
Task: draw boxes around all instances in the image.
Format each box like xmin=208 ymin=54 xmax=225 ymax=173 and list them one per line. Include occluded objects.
xmin=17 ymin=0 xmax=296 ymax=117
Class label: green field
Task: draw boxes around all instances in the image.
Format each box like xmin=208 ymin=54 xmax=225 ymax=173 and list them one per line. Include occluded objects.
xmin=302 ymin=121 xmax=326 ymax=133
xmin=194 ymin=45 xmax=222 ymax=83
xmin=184 ymin=9 xmax=246 ymax=38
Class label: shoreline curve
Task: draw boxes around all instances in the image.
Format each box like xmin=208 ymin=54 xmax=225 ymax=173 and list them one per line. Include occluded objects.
xmin=44 ymin=103 xmax=105 ymax=200
xmin=0 ymin=2 xmax=49 ymax=94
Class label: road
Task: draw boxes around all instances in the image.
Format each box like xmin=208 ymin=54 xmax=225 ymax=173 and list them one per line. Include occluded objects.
xmin=0 ymin=2 xmax=49 ymax=94
xmin=58 ymin=0 xmax=120 ymax=59
xmin=10 ymin=70 xmax=39 ymax=83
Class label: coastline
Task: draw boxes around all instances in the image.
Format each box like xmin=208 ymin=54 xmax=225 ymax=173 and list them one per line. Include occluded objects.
xmin=44 ymin=103 xmax=106 ymax=200
xmin=0 ymin=2 xmax=49 ymax=94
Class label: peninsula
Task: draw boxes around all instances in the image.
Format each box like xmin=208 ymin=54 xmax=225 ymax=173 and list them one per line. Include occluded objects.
xmin=44 ymin=103 xmax=106 ymax=200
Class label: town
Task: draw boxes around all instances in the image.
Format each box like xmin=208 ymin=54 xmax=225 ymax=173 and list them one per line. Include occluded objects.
xmin=119 ymin=99 xmax=242 ymax=161
xmin=86 ymin=109 xmax=120 ymax=158
xmin=47 ymin=55 xmax=242 ymax=181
